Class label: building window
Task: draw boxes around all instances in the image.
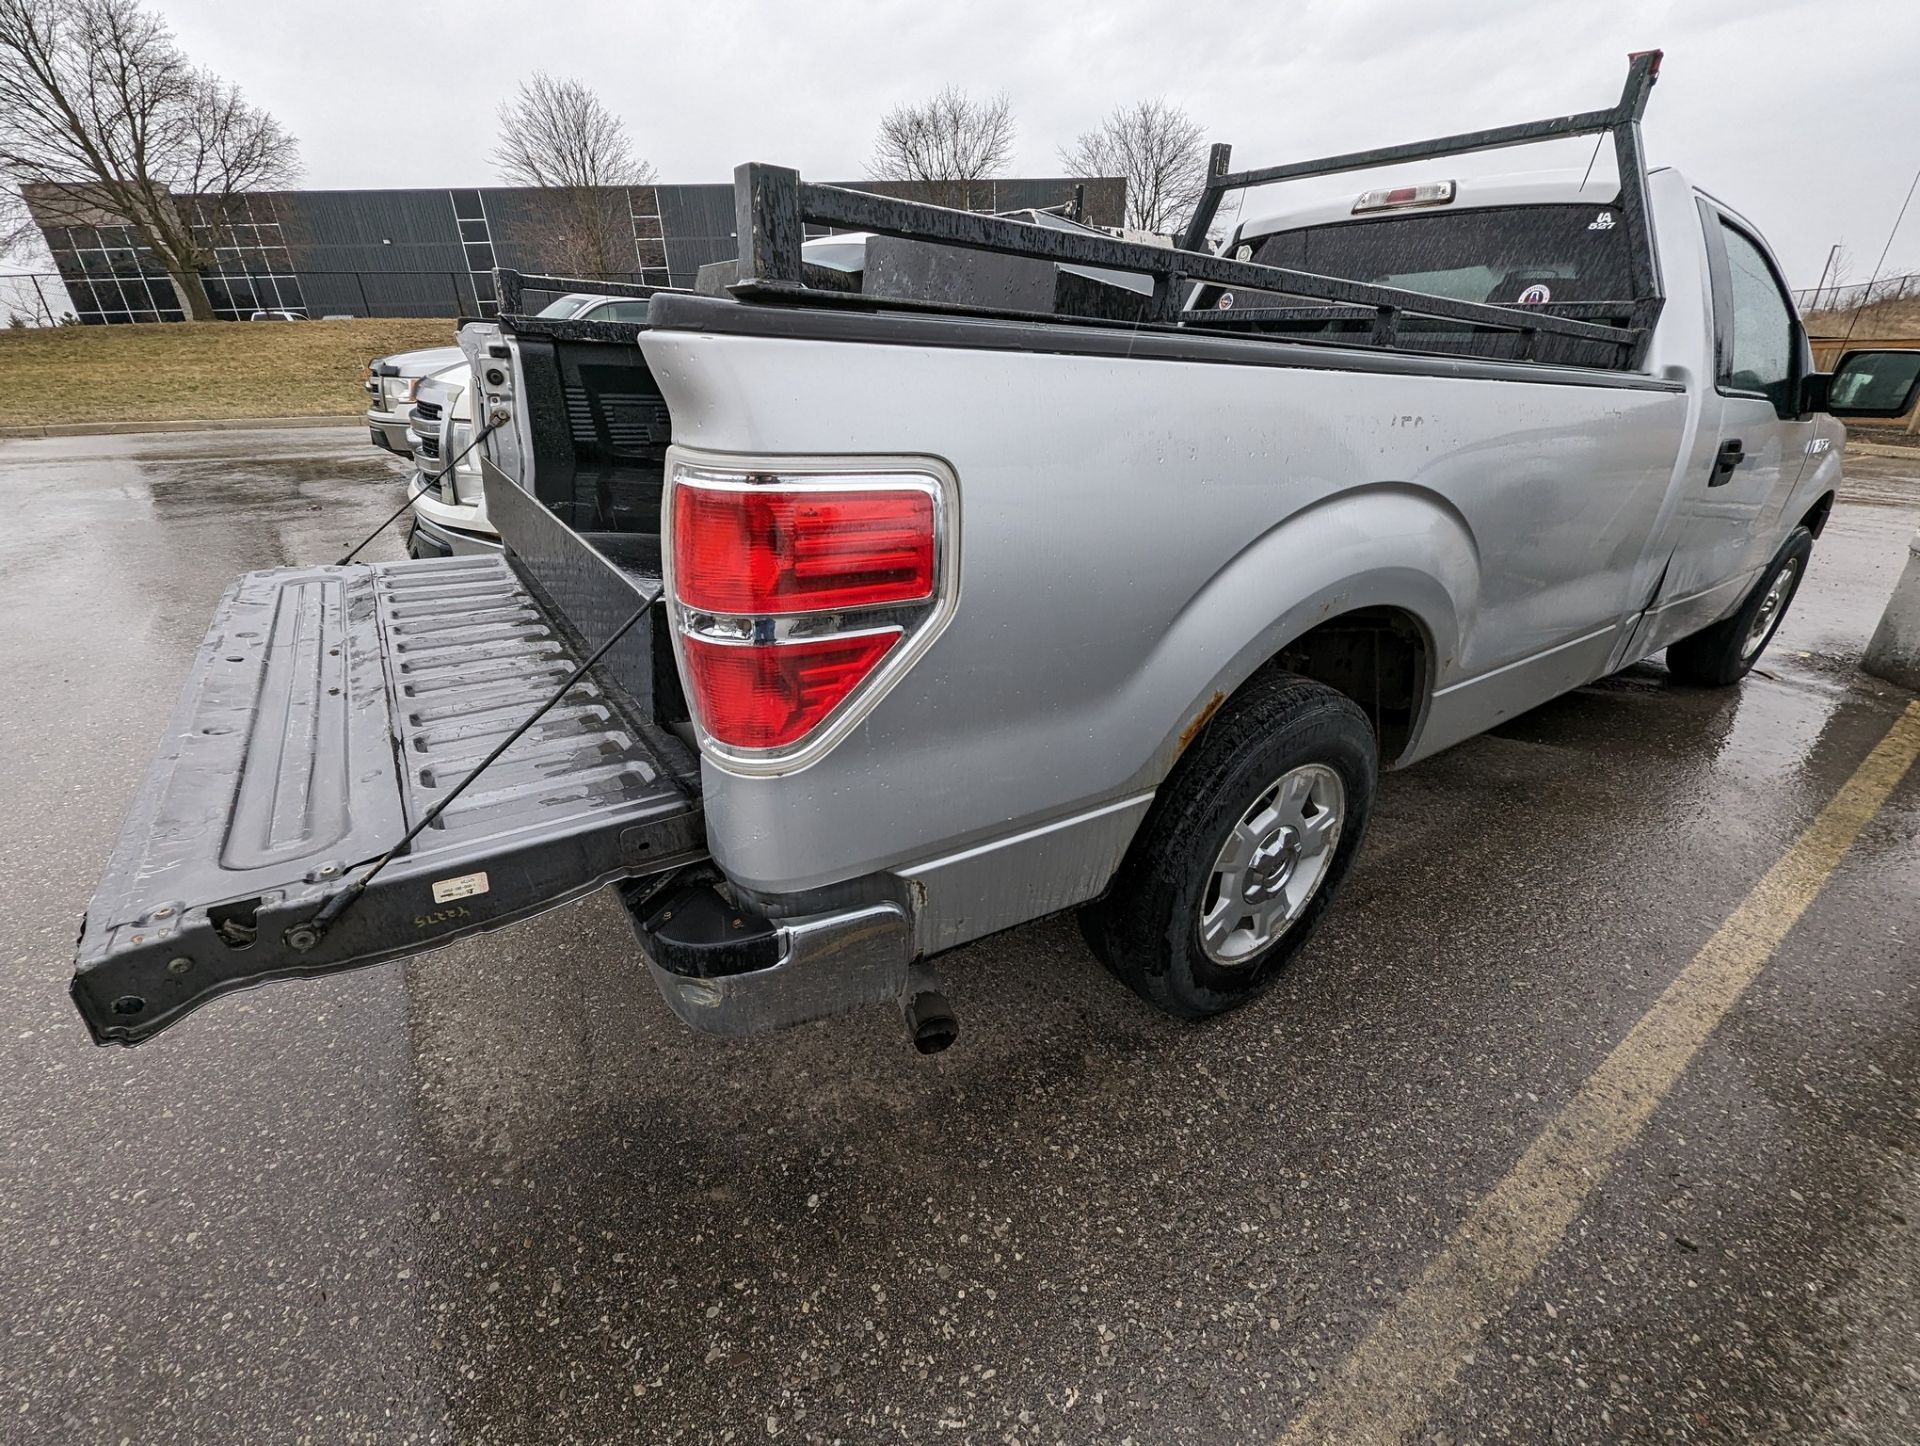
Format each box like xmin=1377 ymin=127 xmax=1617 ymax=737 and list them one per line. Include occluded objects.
xmin=189 ymin=195 xmax=305 ymax=318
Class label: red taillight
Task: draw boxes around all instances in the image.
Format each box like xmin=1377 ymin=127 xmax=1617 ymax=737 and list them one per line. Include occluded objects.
xmin=680 ymin=632 xmax=902 ymax=749
xmin=674 ymin=485 xmax=935 ymax=615
xmin=668 ymin=462 xmax=949 ymax=758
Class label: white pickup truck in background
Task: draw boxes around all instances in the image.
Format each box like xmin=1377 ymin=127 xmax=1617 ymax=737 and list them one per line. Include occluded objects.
xmin=402 ymin=361 xmax=490 ymax=557
xmin=364 ymin=343 xmax=463 ymax=456
xmin=396 ymin=292 xmax=659 ymax=557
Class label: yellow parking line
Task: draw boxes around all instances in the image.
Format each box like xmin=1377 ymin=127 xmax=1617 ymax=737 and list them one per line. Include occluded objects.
xmin=1279 ymin=698 xmax=1920 ymax=1446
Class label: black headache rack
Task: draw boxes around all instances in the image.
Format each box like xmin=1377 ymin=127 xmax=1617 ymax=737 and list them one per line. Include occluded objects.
xmin=722 ymin=51 xmax=1665 ymax=370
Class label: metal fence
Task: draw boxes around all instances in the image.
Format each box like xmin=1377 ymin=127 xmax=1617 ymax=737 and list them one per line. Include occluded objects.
xmin=1 ymin=272 xmax=67 ymax=326
xmin=1792 ymin=270 xmax=1920 ymax=318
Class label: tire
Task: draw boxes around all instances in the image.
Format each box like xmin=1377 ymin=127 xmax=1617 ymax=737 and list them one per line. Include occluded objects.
xmin=1665 ymin=526 xmax=1813 ymax=687
xmin=1080 ymin=673 xmax=1377 ymax=1021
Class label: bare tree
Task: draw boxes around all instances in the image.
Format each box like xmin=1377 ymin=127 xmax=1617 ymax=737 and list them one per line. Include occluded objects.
xmin=1060 ymin=98 xmax=1207 ymax=236
xmin=0 ymin=0 xmax=298 ymax=320
xmin=0 ymin=182 xmax=36 ymax=259
xmin=493 ymin=72 xmax=653 ymax=278
xmin=868 ymin=86 xmax=1014 ymax=211
xmin=492 ymin=71 xmax=652 ymax=189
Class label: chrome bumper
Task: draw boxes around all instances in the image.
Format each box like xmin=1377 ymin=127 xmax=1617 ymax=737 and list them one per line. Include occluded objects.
xmin=367 ymin=411 xmax=413 ymax=454
xmin=411 ymin=512 xmax=503 ymax=557
xmin=631 ymin=886 xmax=917 ymax=1037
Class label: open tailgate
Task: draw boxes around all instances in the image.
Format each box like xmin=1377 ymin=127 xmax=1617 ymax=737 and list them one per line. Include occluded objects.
xmin=72 ymin=554 xmax=703 ymax=1045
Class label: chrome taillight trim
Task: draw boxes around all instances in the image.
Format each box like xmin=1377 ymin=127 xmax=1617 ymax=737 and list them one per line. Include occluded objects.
xmin=663 ymin=448 xmax=961 ymax=777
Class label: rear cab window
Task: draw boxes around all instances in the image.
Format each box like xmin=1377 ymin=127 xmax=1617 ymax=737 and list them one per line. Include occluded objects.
xmin=1245 ymin=204 xmax=1633 ymax=307
xmin=590 ymin=301 xmax=652 ymax=323
xmin=1194 ymin=202 xmax=1636 ymax=364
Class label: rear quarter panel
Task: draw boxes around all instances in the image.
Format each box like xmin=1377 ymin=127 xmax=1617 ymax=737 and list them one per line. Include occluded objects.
xmin=640 ymin=325 xmax=1686 ymax=899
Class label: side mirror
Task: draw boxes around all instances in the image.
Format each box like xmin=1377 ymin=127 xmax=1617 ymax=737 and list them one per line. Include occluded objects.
xmin=1818 ymin=348 xmax=1920 ymax=419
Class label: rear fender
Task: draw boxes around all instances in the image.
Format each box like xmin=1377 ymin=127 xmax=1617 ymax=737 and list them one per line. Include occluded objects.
xmin=1130 ymin=483 xmax=1474 ymax=782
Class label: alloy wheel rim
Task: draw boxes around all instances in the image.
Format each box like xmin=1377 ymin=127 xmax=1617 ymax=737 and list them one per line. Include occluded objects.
xmin=1742 ymin=557 xmax=1800 ymax=659
xmin=1199 ymin=763 xmax=1345 ymax=967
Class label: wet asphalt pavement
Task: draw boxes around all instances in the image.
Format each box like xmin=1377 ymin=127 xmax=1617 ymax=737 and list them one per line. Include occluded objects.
xmin=3 ymin=428 xmax=1918 ymax=1445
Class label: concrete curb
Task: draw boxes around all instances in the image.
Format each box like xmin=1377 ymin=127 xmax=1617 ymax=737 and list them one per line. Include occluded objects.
xmin=1846 ymin=439 xmax=1920 ymax=461
xmin=1 ymin=414 xmax=363 ymax=439
xmin=1863 ymin=528 xmax=1920 ymax=692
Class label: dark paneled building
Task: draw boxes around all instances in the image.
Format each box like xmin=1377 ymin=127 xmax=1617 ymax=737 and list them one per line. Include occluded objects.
xmin=28 ymin=176 xmax=1125 ymax=324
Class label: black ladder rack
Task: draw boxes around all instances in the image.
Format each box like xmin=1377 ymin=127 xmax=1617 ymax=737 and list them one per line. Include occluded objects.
xmin=724 ymin=51 xmax=1667 ymax=370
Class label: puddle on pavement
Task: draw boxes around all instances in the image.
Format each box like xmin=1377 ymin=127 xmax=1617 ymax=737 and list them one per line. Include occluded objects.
xmin=141 ymin=454 xmax=406 ymax=518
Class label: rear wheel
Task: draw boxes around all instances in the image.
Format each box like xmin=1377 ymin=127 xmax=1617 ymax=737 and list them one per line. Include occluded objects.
xmin=1080 ymin=673 xmax=1376 ymax=1020
xmin=1666 ymin=526 xmax=1812 ymax=687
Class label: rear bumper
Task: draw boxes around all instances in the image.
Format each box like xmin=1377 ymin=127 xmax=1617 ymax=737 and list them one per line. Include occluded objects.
xmin=630 ymin=884 xmax=915 ymax=1037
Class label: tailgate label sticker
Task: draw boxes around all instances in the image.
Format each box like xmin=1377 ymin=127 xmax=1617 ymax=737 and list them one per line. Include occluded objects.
xmin=432 ymin=871 xmax=490 ymax=903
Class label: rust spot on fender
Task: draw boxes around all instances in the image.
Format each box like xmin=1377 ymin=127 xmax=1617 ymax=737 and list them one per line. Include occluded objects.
xmin=1177 ymin=691 xmax=1227 ymax=757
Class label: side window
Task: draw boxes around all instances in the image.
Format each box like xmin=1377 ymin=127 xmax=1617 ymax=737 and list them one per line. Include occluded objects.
xmin=1717 ymin=222 xmax=1795 ymax=416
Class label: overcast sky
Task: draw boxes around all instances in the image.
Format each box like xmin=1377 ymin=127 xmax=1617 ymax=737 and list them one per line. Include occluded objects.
xmin=71 ymin=0 xmax=1920 ymax=286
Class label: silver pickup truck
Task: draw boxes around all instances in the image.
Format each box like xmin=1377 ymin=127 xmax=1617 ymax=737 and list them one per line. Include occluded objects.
xmin=70 ymin=55 xmax=1920 ymax=1053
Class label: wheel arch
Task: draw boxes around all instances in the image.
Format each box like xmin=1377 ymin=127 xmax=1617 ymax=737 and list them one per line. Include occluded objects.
xmin=1267 ymin=604 xmax=1435 ymax=764
xmin=1142 ymin=484 xmax=1474 ymax=778
xmin=1798 ymin=488 xmax=1836 ymax=539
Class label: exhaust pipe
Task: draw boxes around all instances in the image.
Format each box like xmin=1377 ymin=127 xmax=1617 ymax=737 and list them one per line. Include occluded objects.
xmin=901 ymin=989 xmax=959 ymax=1055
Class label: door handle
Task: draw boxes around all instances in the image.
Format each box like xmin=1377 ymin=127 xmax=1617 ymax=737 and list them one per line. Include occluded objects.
xmin=1709 ymin=438 xmax=1744 ymax=487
